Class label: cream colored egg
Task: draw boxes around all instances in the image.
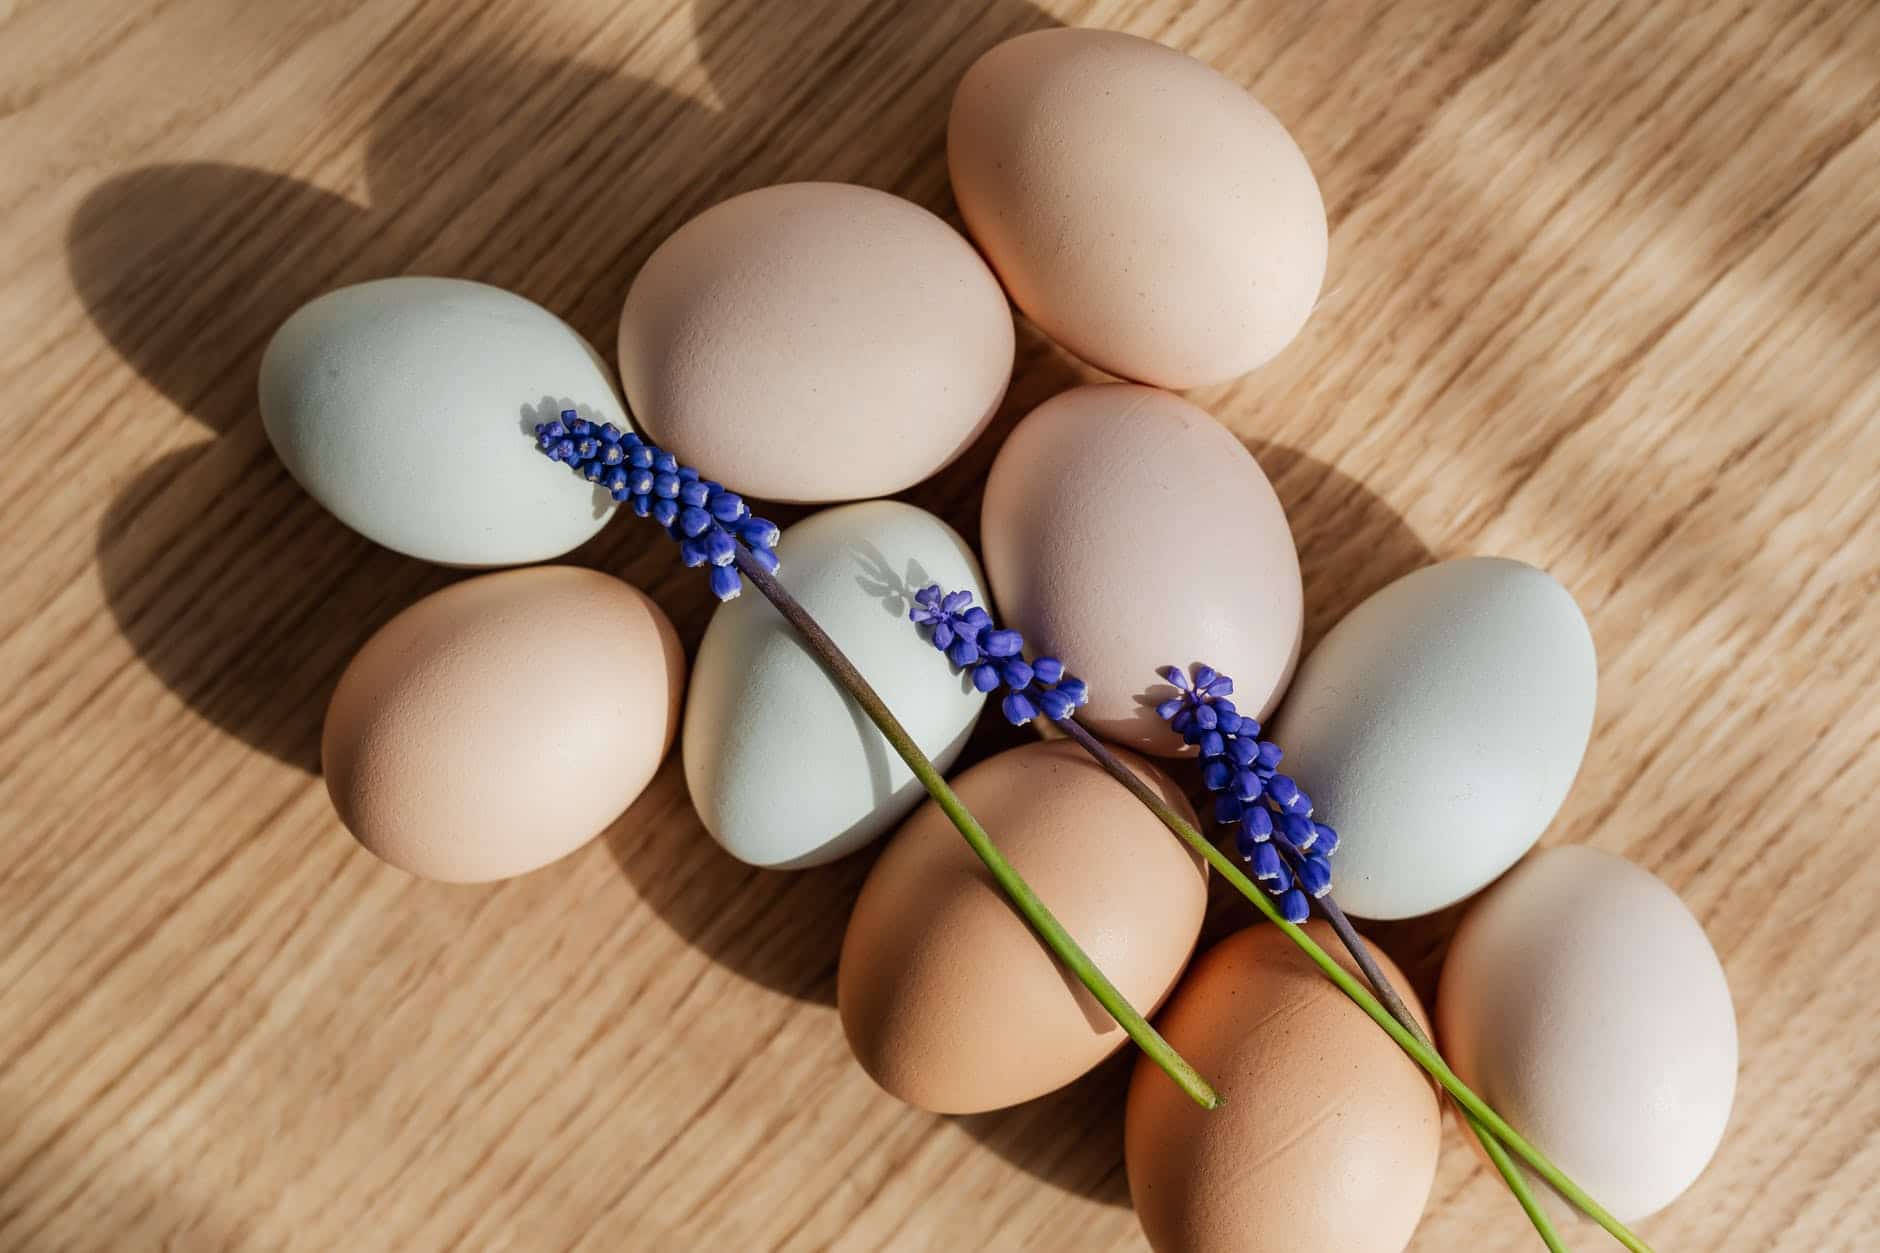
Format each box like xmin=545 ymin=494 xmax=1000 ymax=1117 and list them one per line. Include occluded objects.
xmin=261 ymin=278 xmax=621 ymax=566
xmin=683 ymin=500 xmax=989 ymax=868
xmin=1438 ymin=846 xmax=1737 ymax=1221
xmin=1126 ymin=921 xmax=1440 ymax=1253
xmin=322 ymin=567 xmax=684 ymax=883
xmin=839 ymin=740 xmax=1205 ymax=1114
xmin=1269 ymin=557 xmax=1597 ymax=919
xmin=618 ymin=182 xmax=1014 ymax=503
xmin=981 ymin=383 xmax=1302 ymax=755
xmin=949 ymin=29 xmax=1326 ymax=388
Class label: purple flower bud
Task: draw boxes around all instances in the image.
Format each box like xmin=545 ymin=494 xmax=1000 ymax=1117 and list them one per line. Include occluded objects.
xmin=1032 ymin=656 xmax=1065 ymax=685
xmin=739 ymin=517 xmax=781 ymax=549
xmin=1216 ymin=794 xmax=1246 ymax=825
xmin=1055 ymin=677 xmax=1087 ymax=706
xmin=1201 ymin=759 xmax=1234 ymax=793
xmin=947 ymin=636 xmax=980 ymax=668
xmin=1163 ymin=665 xmax=1191 ymax=691
xmin=1037 ymin=687 xmax=1077 ymax=720
xmin=709 ymin=564 xmax=742 ymax=601
xmin=1255 ymin=741 xmax=1283 ymax=770
xmin=1243 ymin=806 xmax=1274 ymax=840
xmin=1000 ymin=658 xmax=1034 ymax=690
xmin=971 ymin=663 xmax=1000 ymax=693
xmin=1198 ymin=730 xmax=1225 ymax=758
xmin=678 ymin=536 xmax=709 ymax=568
xmin=1297 ymin=854 xmax=1333 ymax=898
xmin=708 ymin=492 xmax=744 ymax=522
xmin=942 ymin=590 xmax=973 ymax=615
xmin=931 ymin=621 xmax=955 ymax=650
xmin=1002 ymin=690 xmax=1039 ymax=725
xmin=703 ymin=528 xmax=736 ymax=566
xmin=1266 ymin=774 xmax=1304 ymax=812
xmin=1311 ymin=823 xmax=1339 ymax=856
xmin=1155 ymin=697 xmax=1185 ymax=721
xmin=1249 ymin=842 xmax=1285 ymax=882
xmin=679 ymin=479 xmax=711 ymax=508
xmin=651 ymin=498 xmax=679 ymax=527
xmin=653 ymin=472 xmax=681 ymax=499
xmin=678 ymin=506 xmax=713 ymax=538
xmin=1276 ymin=889 xmax=1310 ymax=925
xmin=983 ymin=629 xmax=1024 ymax=658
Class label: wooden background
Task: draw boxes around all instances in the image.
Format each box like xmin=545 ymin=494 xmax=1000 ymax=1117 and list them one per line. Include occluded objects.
xmin=2 ymin=0 xmax=1876 ymax=1248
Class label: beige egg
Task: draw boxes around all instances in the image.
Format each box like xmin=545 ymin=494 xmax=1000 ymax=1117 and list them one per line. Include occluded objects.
xmin=838 ymin=740 xmax=1205 ymax=1114
xmin=981 ymin=384 xmax=1302 ymax=754
xmin=618 ymin=182 xmax=1014 ymax=503
xmin=322 ymin=567 xmax=684 ymax=883
xmin=1126 ymin=921 xmax=1441 ymax=1253
xmin=949 ymin=29 xmax=1326 ymax=387
xmin=1437 ymin=846 xmax=1737 ymax=1221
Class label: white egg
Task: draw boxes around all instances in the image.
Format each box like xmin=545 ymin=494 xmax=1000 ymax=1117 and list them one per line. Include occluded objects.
xmin=684 ymin=501 xmax=989 ymax=868
xmin=260 ymin=277 xmax=619 ymax=566
xmin=1438 ymin=846 xmax=1737 ymax=1221
xmin=1269 ymin=557 xmax=1596 ymax=919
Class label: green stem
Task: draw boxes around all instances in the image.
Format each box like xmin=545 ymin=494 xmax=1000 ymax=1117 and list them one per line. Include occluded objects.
xmin=1054 ymin=716 xmax=1649 ymax=1253
xmin=1308 ymin=886 xmax=1568 ymax=1253
xmin=732 ymin=549 xmax=1218 ymax=1110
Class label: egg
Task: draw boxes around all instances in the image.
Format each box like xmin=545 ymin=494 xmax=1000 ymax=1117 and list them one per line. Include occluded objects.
xmin=260 ymin=277 xmax=621 ymax=566
xmin=949 ymin=29 xmax=1326 ymax=388
xmin=1437 ymin=846 xmax=1737 ymax=1221
xmin=1126 ymin=921 xmax=1440 ymax=1253
xmin=684 ymin=500 xmax=989 ymax=868
xmin=1269 ymin=557 xmax=1597 ymax=920
xmin=322 ymin=567 xmax=683 ymax=882
xmin=839 ymin=740 xmax=1204 ymax=1114
xmin=617 ymin=182 xmax=1014 ymax=503
xmin=981 ymin=383 xmax=1302 ymax=755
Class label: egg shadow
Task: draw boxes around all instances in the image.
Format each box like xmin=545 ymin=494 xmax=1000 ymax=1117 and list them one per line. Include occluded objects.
xmin=950 ymin=1049 xmax=1139 ymax=1210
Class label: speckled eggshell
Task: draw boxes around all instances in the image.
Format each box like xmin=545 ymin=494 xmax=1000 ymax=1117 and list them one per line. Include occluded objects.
xmin=322 ymin=567 xmax=684 ymax=883
xmin=1126 ymin=921 xmax=1440 ymax=1253
xmin=839 ymin=740 xmax=1204 ymax=1114
xmin=1269 ymin=557 xmax=1597 ymax=920
xmin=1438 ymin=846 xmax=1737 ymax=1221
xmin=684 ymin=500 xmax=989 ymax=868
xmin=260 ymin=278 xmax=621 ymax=566
xmin=981 ymin=383 xmax=1302 ymax=755
xmin=948 ymin=28 xmax=1327 ymax=388
xmin=617 ymin=182 xmax=1014 ymax=503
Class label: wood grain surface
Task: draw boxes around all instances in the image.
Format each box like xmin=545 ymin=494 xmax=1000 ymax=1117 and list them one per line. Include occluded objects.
xmin=2 ymin=0 xmax=1877 ymax=1249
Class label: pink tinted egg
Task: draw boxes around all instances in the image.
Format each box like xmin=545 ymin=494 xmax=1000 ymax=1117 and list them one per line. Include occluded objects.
xmin=981 ymin=384 xmax=1302 ymax=755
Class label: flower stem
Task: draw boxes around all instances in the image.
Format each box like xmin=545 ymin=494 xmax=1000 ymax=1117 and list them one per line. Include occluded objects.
xmin=730 ymin=547 xmax=1218 ymax=1110
xmin=1053 ymin=715 xmax=1649 ymax=1252
xmin=1307 ymin=888 xmax=1568 ymax=1253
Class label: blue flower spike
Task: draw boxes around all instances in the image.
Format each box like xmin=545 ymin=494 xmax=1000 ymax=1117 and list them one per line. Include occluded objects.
xmin=1156 ymin=661 xmax=1340 ymax=925
xmin=534 ymin=410 xmax=780 ymax=601
xmin=907 ymin=586 xmax=1089 ymax=727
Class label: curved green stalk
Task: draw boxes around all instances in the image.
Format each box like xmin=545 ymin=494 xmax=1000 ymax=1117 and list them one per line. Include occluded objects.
xmin=1054 ymin=716 xmax=1648 ymax=1252
xmin=1310 ymin=889 xmax=1568 ymax=1252
xmin=733 ymin=549 xmax=1218 ymax=1110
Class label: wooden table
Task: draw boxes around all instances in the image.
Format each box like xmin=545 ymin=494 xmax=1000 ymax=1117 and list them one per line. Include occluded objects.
xmin=4 ymin=0 xmax=1876 ymax=1248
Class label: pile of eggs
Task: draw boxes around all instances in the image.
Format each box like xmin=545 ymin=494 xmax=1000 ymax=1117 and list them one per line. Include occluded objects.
xmin=263 ymin=29 xmax=1736 ymax=1252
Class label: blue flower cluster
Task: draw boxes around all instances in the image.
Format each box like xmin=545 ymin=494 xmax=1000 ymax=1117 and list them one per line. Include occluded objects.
xmin=535 ymin=410 xmax=780 ymax=602
xmin=909 ymin=586 xmax=1089 ymax=726
xmin=1157 ymin=663 xmax=1339 ymax=925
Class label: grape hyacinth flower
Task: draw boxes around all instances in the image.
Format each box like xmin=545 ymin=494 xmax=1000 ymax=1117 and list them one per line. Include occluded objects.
xmin=535 ymin=410 xmax=781 ymax=602
xmin=907 ymin=586 xmax=1088 ymax=725
xmin=529 ymin=417 xmax=1218 ymax=1109
xmin=1156 ymin=663 xmax=1338 ymax=925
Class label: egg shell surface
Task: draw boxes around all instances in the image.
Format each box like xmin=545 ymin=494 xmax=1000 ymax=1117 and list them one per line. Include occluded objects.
xmin=260 ymin=277 xmax=621 ymax=566
xmin=1126 ymin=920 xmax=1440 ymax=1253
xmin=948 ymin=28 xmax=1327 ymax=388
xmin=839 ymin=739 xmax=1204 ymax=1114
xmin=618 ymin=182 xmax=1014 ymax=503
xmin=1437 ymin=845 xmax=1737 ymax=1221
xmin=684 ymin=500 xmax=989 ymax=868
xmin=322 ymin=566 xmax=683 ymax=883
xmin=1268 ymin=556 xmax=1597 ymax=919
xmin=981 ymin=383 xmax=1302 ymax=755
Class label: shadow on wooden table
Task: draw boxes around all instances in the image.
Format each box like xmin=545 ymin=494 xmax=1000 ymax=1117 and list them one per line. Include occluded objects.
xmin=65 ymin=0 xmax=1063 ymax=772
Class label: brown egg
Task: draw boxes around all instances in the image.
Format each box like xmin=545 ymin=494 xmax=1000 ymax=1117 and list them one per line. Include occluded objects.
xmin=949 ymin=29 xmax=1326 ymax=387
xmin=1126 ymin=922 xmax=1440 ymax=1253
xmin=322 ymin=567 xmax=684 ymax=883
xmin=981 ymin=384 xmax=1302 ymax=753
xmin=618 ymin=182 xmax=1014 ymax=503
xmin=838 ymin=740 xmax=1205 ymax=1114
